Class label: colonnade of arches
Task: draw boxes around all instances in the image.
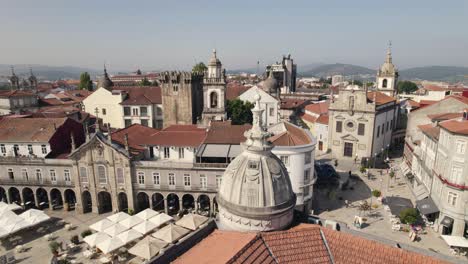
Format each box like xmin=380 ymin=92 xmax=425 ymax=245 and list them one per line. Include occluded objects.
xmin=135 ymin=192 xmax=216 ymax=216
xmin=0 ymin=186 xmax=76 ymax=211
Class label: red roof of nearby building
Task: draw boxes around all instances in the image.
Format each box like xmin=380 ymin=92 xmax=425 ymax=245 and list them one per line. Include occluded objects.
xmin=204 ymin=121 xmax=251 ymax=144
xmin=423 ymin=85 xmax=446 ymax=92
xmin=366 ymin=91 xmax=396 ymax=106
xmin=316 ymin=114 xmax=329 ymax=125
xmin=418 ymin=124 xmax=440 ymax=140
xmin=268 ymin=122 xmax=312 ymax=146
xmin=177 ymin=224 xmax=447 ymax=264
xmin=304 ymin=101 xmax=329 ymax=115
xmin=111 ymin=124 xmax=160 ymax=151
xmin=300 ymin=113 xmax=318 ymax=123
xmin=226 ymin=83 xmax=250 ymax=100
xmin=419 ymin=100 xmax=439 ymax=107
xmin=427 ymin=112 xmax=463 ymax=121
xmin=0 ymin=118 xmax=67 ymax=143
xmin=280 ymin=99 xmax=308 ymax=110
xmin=148 ymin=125 xmax=207 ymax=147
xmin=439 ymin=119 xmax=468 ymax=135
xmin=120 ymin=87 xmax=162 ymax=105
xmin=0 ymin=90 xmax=36 ymax=98
xmin=406 ymin=99 xmax=420 ymax=108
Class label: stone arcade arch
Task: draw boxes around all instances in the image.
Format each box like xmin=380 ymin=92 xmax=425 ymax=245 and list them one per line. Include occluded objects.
xmin=22 ymin=187 xmax=35 ymax=209
xmin=151 ymin=193 xmax=164 ymax=212
xmin=50 ymin=188 xmax=63 ymax=210
xmin=118 ymin=192 xmax=128 ymax=212
xmin=97 ymin=191 xmax=113 ymax=214
xmin=82 ymin=191 xmax=92 ymax=213
xmin=64 ymin=189 xmax=76 ymax=211
xmin=8 ymin=187 xmax=21 ymax=204
xmin=197 ymin=195 xmax=210 ymax=215
xmin=166 ymin=193 xmax=179 ymax=215
xmin=136 ymin=192 xmax=150 ymax=212
xmin=36 ymin=188 xmax=48 ymax=209
xmin=182 ymin=194 xmax=195 ymax=211
xmin=0 ymin=187 xmax=8 ymax=203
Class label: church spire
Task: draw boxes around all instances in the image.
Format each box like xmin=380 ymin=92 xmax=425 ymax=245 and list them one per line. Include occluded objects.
xmin=242 ymin=94 xmax=272 ymax=152
xmin=386 ymin=40 xmax=392 ymax=64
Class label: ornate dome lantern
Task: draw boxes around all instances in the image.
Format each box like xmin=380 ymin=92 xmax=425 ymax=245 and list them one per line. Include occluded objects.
xmin=217 ymin=94 xmax=296 ymax=232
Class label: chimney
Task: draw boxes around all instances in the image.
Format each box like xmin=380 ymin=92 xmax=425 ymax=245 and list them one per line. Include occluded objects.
xmin=124 ymin=133 xmax=130 ymax=152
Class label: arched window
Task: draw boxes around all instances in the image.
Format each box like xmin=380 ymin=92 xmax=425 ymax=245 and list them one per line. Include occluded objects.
xmin=97 ymin=165 xmax=107 ymax=184
xmin=210 ymin=91 xmax=218 ymax=108
xmin=382 ymin=79 xmax=388 ymax=88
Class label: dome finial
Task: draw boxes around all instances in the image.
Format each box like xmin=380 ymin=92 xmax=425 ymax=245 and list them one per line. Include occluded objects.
xmin=386 ymin=40 xmax=392 ymax=63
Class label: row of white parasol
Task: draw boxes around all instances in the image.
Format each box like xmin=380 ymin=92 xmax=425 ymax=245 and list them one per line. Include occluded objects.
xmin=85 ymin=208 xmax=209 ymax=259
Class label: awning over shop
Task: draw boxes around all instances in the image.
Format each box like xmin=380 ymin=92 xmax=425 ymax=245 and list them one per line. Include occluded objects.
xmin=440 ymin=216 xmax=454 ymax=227
xmin=414 ymin=184 xmax=429 ymax=201
xmin=201 ymin=144 xmax=231 ymax=158
xmin=385 ymin=196 xmax=414 ymax=216
xmin=227 ymin=145 xmax=242 ymax=158
xmin=416 ymin=197 xmax=439 ymax=215
xmin=441 ymin=235 xmax=468 ymax=248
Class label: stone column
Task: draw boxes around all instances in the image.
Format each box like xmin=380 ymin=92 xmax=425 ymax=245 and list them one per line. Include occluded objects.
xmin=19 ymin=188 xmax=25 ymax=208
xmin=179 ymin=199 xmax=183 ymax=213
xmin=149 ymin=194 xmax=154 ymax=210
xmin=194 ymin=197 xmax=199 ymax=213
xmin=210 ymin=198 xmax=214 ymax=216
xmin=164 ymin=199 xmax=168 ymax=214
xmin=48 ymin=191 xmax=54 ymax=210
xmin=34 ymin=190 xmax=40 ymax=208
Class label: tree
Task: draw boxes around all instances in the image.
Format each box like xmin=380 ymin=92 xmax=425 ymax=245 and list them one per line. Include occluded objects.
xmin=79 ymin=72 xmax=93 ymax=91
xmin=139 ymin=77 xmax=151 ymax=86
xmin=397 ymin=81 xmax=418 ymax=94
xmin=226 ymin=99 xmax=254 ymax=125
xmin=351 ymin=79 xmax=363 ymax=87
xmin=399 ymin=208 xmax=419 ymax=224
xmin=192 ymin=62 xmax=207 ymax=73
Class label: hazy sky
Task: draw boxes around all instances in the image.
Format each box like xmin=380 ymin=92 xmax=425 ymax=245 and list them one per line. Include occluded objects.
xmin=1 ymin=0 xmax=467 ymax=71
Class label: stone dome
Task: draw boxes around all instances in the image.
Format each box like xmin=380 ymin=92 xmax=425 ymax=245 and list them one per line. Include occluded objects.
xmin=379 ymin=49 xmax=396 ymax=75
xmin=208 ymin=49 xmax=222 ymax=67
xmin=264 ymin=71 xmax=278 ymax=95
xmin=217 ymin=94 xmax=296 ymax=232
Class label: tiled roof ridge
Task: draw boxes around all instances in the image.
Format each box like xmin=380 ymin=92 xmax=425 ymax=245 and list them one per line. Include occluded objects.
xmin=227 ymin=234 xmax=274 ymax=264
xmin=319 ymin=228 xmax=335 ymax=264
xmin=259 ymin=234 xmax=280 ymax=264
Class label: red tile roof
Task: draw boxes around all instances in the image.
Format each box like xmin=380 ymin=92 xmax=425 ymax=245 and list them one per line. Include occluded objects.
xmin=300 ymin=113 xmax=318 ymax=123
xmin=418 ymin=124 xmax=440 ymax=140
xmin=120 ymin=87 xmax=162 ymax=105
xmin=305 ymin=101 xmax=329 ymax=115
xmin=226 ymin=83 xmax=250 ymax=100
xmin=112 ymin=124 xmax=160 ymax=151
xmin=148 ymin=125 xmax=207 ymax=147
xmin=427 ymin=112 xmax=463 ymax=121
xmin=174 ymin=230 xmax=257 ymax=264
xmin=406 ymin=99 xmax=420 ymax=108
xmin=204 ymin=121 xmax=251 ymax=144
xmin=423 ymin=85 xmax=446 ymax=91
xmin=0 ymin=118 xmax=67 ymax=142
xmin=0 ymin=90 xmax=36 ymax=98
xmin=366 ymin=91 xmax=396 ymax=106
xmin=439 ymin=119 xmax=468 ymax=135
xmin=316 ymin=114 xmax=329 ymax=125
xmin=268 ymin=122 xmax=312 ymax=146
xmin=419 ymin=100 xmax=439 ymax=106
xmin=280 ymin=99 xmax=308 ymax=110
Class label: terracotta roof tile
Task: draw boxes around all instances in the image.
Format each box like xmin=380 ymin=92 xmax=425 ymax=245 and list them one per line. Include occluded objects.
xmin=0 ymin=118 xmax=67 ymax=142
xmin=300 ymin=113 xmax=318 ymax=123
xmin=280 ymin=99 xmax=308 ymax=110
xmin=423 ymin=85 xmax=446 ymax=91
xmin=204 ymin=121 xmax=251 ymax=144
xmin=427 ymin=112 xmax=463 ymax=121
xmin=268 ymin=122 xmax=312 ymax=146
xmin=366 ymin=91 xmax=396 ymax=106
xmin=305 ymin=101 xmax=329 ymax=115
xmin=439 ymin=119 xmax=468 ymax=135
xmin=111 ymin=124 xmax=160 ymax=151
xmin=316 ymin=114 xmax=329 ymax=125
xmin=418 ymin=124 xmax=440 ymax=140
xmin=226 ymin=83 xmax=250 ymax=100
xmin=147 ymin=125 xmax=207 ymax=147
xmin=119 ymin=87 xmax=162 ymax=105
xmin=0 ymin=90 xmax=36 ymax=98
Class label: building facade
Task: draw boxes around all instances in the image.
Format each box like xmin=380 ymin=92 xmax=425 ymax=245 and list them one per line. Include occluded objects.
xmin=239 ymin=86 xmax=279 ymax=127
xmin=266 ymin=55 xmax=297 ymax=93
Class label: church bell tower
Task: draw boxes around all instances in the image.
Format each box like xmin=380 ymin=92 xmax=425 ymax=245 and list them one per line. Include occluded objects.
xmin=202 ymin=49 xmax=227 ymax=125
xmin=376 ymin=43 xmax=398 ymax=97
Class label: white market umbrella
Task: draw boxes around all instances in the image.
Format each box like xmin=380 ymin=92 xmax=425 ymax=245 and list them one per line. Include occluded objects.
xmin=148 ymin=213 xmax=173 ymax=228
xmin=103 ymin=223 xmax=128 ymax=237
xmin=107 ymin=212 xmax=130 ymax=223
xmin=20 ymin=209 xmax=50 ymax=225
xmin=135 ymin=208 xmax=159 ymax=221
xmin=0 ymin=203 xmax=21 ymax=214
xmin=175 ymin=213 xmax=208 ymax=231
xmin=90 ymin=219 xmax=115 ymax=232
xmin=0 ymin=201 xmax=7 ymax=210
xmin=128 ymin=236 xmax=168 ymax=260
xmin=132 ymin=220 xmax=158 ymax=235
xmin=3 ymin=219 xmax=30 ymax=234
xmin=0 ymin=213 xmax=23 ymax=226
xmin=120 ymin=215 xmax=144 ymax=229
xmin=96 ymin=236 xmax=125 ymax=254
xmin=0 ymin=227 xmax=11 ymax=239
xmin=83 ymin=232 xmax=111 ymax=247
xmin=151 ymin=223 xmax=190 ymax=243
xmin=117 ymin=229 xmax=143 ymax=244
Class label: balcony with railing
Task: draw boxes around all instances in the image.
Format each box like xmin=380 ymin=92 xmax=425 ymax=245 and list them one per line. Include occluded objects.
xmin=0 ymin=178 xmax=75 ymax=188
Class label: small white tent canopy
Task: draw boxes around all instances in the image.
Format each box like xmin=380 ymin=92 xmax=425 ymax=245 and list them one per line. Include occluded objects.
xmin=175 ymin=213 xmax=208 ymax=231
xmin=148 ymin=213 xmax=173 ymax=228
xmin=103 ymin=223 xmax=128 ymax=237
xmin=132 ymin=220 xmax=158 ymax=235
xmin=96 ymin=236 xmax=126 ymax=254
xmin=117 ymin=229 xmax=143 ymax=244
xmin=120 ymin=215 xmax=144 ymax=229
xmin=128 ymin=236 xmax=168 ymax=260
xmin=107 ymin=212 xmax=130 ymax=223
xmin=135 ymin=208 xmax=159 ymax=221
xmin=90 ymin=219 xmax=115 ymax=232
xmin=152 ymin=223 xmax=190 ymax=244
xmin=83 ymin=232 xmax=111 ymax=248
xmin=19 ymin=209 xmax=50 ymax=225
